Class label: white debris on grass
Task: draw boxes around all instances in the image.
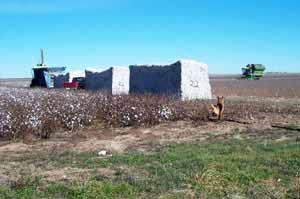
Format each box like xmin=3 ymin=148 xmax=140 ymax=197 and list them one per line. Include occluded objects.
xmin=98 ymin=150 xmax=113 ymax=157
xmin=98 ymin=150 xmax=107 ymax=156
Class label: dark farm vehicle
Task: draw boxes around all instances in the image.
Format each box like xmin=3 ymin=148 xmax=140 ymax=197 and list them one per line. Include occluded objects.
xmin=241 ymin=64 xmax=266 ymax=80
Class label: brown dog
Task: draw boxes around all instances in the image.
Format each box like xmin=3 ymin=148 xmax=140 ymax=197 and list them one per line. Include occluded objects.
xmin=210 ymin=96 xmax=225 ymax=120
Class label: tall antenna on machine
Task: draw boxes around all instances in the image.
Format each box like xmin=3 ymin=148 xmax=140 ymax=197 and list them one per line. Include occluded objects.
xmin=40 ymin=48 xmax=45 ymax=66
xmin=37 ymin=48 xmax=46 ymax=67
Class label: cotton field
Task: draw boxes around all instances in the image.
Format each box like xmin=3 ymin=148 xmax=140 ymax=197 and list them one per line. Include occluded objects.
xmin=0 ymin=88 xmax=101 ymax=139
xmin=2 ymin=86 xmax=300 ymax=140
xmin=0 ymin=87 xmax=210 ymax=140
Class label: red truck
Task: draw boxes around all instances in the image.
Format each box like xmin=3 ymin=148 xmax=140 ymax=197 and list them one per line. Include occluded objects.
xmin=63 ymin=82 xmax=80 ymax=89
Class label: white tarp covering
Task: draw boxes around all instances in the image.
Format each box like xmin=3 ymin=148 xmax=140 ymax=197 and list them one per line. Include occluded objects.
xmin=68 ymin=71 xmax=85 ymax=82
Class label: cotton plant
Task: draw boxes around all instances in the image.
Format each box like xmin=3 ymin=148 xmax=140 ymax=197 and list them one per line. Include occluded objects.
xmin=0 ymin=87 xmax=213 ymax=140
xmin=0 ymin=88 xmax=100 ymax=139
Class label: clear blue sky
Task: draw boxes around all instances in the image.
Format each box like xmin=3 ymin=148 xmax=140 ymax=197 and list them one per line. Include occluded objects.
xmin=0 ymin=0 xmax=299 ymax=78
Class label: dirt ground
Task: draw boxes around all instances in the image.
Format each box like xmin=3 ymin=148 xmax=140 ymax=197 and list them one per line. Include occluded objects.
xmin=211 ymin=74 xmax=300 ymax=98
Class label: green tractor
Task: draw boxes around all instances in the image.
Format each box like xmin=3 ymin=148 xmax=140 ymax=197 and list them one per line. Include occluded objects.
xmin=241 ymin=64 xmax=265 ymax=80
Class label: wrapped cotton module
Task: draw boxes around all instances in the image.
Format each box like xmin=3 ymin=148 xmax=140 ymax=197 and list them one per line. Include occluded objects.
xmin=129 ymin=60 xmax=212 ymax=100
xmin=53 ymin=74 xmax=68 ymax=88
xmin=85 ymin=67 xmax=129 ymax=95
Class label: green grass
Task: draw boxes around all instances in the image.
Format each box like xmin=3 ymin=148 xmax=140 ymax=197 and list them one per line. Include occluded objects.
xmin=1 ymin=139 xmax=300 ymax=198
xmin=0 ymin=180 xmax=136 ymax=199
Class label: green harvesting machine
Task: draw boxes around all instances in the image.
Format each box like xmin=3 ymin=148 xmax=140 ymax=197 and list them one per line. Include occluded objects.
xmin=241 ymin=64 xmax=266 ymax=80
